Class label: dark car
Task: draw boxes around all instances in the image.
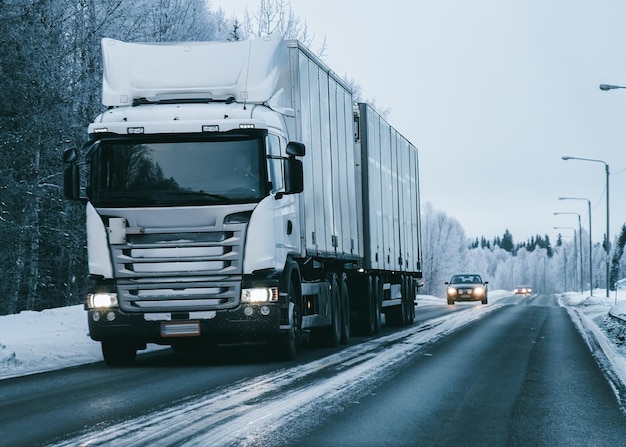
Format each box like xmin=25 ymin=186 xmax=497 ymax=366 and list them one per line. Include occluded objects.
xmin=445 ymin=274 xmax=488 ymax=305
xmin=514 ymin=285 xmax=533 ymax=296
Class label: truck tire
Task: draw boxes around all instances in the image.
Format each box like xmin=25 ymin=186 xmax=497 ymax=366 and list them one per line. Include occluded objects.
xmin=340 ymin=273 xmax=351 ymax=344
xmin=272 ymin=280 xmax=299 ymax=361
xmin=101 ymin=340 xmax=137 ymax=366
xmin=321 ymin=273 xmax=342 ymax=347
xmin=405 ymin=277 xmax=415 ymax=325
xmin=374 ymin=276 xmax=382 ymax=333
xmin=360 ymin=277 xmax=380 ymax=335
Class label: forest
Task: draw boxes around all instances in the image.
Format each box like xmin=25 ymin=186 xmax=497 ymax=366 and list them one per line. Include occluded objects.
xmin=1 ymin=0 xmax=624 ymax=315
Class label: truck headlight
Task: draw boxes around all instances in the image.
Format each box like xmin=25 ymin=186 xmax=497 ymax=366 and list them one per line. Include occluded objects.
xmin=241 ymin=287 xmax=279 ymax=303
xmin=87 ymin=293 xmax=118 ymax=309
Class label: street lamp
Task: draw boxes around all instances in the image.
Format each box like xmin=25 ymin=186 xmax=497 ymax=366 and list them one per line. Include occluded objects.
xmin=554 ymin=226 xmax=577 ymax=293
xmin=561 ymin=156 xmax=610 ymax=297
xmin=599 ymin=84 xmax=626 ymax=91
xmin=554 ymin=212 xmax=583 ymax=293
xmin=559 ymin=197 xmax=593 ymax=296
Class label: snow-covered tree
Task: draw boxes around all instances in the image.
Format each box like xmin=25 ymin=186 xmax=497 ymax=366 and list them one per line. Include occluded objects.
xmin=420 ymin=203 xmax=468 ymax=296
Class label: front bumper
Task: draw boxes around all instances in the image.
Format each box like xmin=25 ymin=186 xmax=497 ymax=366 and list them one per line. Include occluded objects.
xmin=87 ymin=303 xmax=285 ymax=346
xmin=452 ymin=294 xmax=486 ymax=302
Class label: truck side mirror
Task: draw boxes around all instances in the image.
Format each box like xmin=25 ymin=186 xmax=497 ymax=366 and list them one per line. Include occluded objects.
xmin=62 ymin=147 xmax=78 ymax=163
xmin=63 ymin=164 xmax=80 ymax=200
xmin=286 ymin=141 xmax=305 ymax=157
xmin=284 ymin=158 xmax=303 ymax=194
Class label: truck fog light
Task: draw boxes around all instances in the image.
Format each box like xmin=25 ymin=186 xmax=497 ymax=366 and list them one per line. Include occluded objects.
xmin=244 ymin=306 xmax=254 ymax=317
xmin=92 ymin=312 xmax=101 ymax=322
xmin=106 ymin=311 xmax=116 ymax=321
xmin=260 ymin=305 xmax=270 ymax=316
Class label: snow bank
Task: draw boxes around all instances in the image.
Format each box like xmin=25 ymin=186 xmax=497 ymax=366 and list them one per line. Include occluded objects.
xmin=0 ymin=305 xmax=102 ymax=380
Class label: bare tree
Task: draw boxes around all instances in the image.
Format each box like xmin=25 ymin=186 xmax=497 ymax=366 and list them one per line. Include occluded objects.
xmin=0 ymin=0 xmax=233 ymax=314
xmin=242 ymin=0 xmax=326 ymax=56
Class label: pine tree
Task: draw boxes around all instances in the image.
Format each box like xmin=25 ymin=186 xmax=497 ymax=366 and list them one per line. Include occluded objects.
xmin=501 ymin=229 xmax=514 ymax=253
xmin=609 ymin=224 xmax=626 ymax=290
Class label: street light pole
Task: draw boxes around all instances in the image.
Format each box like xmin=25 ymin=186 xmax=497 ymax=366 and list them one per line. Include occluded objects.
xmin=562 ymin=156 xmax=610 ymax=297
xmin=554 ymin=212 xmax=583 ymax=293
xmin=559 ymin=197 xmax=593 ymax=296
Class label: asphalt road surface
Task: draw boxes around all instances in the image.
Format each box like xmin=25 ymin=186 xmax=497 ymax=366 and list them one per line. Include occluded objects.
xmin=294 ymin=295 xmax=626 ymax=446
xmin=1 ymin=294 xmax=624 ymax=446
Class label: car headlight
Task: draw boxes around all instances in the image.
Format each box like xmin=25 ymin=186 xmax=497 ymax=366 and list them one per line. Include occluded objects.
xmin=87 ymin=293 xmax=118 ymax=309
xmin=473 ymin=287 xmax=485 ymax=297
xmin=446 ymin=287 xmax=458 ymax=296
xmin=241 ymin=287 xmax=279 ymax=303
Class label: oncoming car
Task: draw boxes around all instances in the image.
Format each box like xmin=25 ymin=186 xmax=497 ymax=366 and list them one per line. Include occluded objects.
xmin=514 ymin=285 xmax=533 ymax=296
xmin=445 ymin=274 xmax=489 ymax=305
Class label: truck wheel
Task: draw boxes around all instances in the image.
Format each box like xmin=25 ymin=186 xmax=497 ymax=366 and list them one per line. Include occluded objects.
xmin=340 ymin=273 xmax=351 ymax=344
xmin=101 ymin=340 xmax=137 ymax=366
xmin=272 ymin=281 xmax=299 ymax=361
xmin=406 ymin=277 xmax=415 ymax=325
xmin=373 ymin=276 xmax=382 ymax=333
xmin=361 ymin=277 xmax=380 ymax=335
xmin=322 ymin=274 xmax=342 ymax=347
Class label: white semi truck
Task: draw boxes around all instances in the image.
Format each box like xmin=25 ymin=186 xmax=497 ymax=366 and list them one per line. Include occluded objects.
xmin=63 ymin=35 xmax=423 ymax=365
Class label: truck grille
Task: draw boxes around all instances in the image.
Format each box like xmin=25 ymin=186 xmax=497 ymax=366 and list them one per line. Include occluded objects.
xmin=112 ymin=230 xmax=242 ymax=277
xmin=117 ymin=277 xmax=241 ymax=312
xmin=111 ymin=228 xmax=245 ymax=312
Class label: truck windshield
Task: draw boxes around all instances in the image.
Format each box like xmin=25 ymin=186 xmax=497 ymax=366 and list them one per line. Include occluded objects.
xmin=88 ymin=135 xmax=267 ymax=207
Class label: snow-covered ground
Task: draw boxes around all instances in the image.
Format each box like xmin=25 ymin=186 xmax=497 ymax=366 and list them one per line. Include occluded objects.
xmin=1 ymin=291 xmax=625 ymax=386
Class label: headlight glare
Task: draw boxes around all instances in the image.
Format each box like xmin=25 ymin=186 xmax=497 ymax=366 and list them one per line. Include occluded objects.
xmin=87 ymin=293 xmax=118 ymax=309
xmin=446 ymin=287 xmax=458 ymax=296
xmin=473 ymin=287 xmax=485 ymax=297
xmin=241 ymin=287 xmax=278 ymax=303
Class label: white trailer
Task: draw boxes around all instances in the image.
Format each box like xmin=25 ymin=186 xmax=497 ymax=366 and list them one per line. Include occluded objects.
xmin=63 ymin=35 xmax=422 ymax=364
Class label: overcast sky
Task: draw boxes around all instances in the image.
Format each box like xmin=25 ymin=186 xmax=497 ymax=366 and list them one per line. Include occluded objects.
xmin=211 ymin=0 xmax=626 ymax=246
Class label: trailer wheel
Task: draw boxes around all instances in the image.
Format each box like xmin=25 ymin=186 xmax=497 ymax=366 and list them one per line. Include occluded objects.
xmin=374 ymin=276 xmax=382 ymax=333
xmin=405 ymin=277 xmax=415 ymax=325
xmin=361 ymin=277 xmax=381 ymax=335
xmin=101 ymin=340 xmax=137 ymax=366
xmin=340 ymin=273 xmax=351 ymax=344
xmin=321 ymin=273 xmax=342 ymax=347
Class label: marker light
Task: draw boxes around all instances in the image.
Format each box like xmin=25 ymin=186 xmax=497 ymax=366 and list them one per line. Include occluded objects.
xmin=127 ymin=127 xmax=144 ymax=134
xmin=93 ymin=127 xmax=109 ymax=133
xmin=239 ymin=124 xmax=255 ymax=129
xmin=202 ymin=125 xmax=219 ymax=132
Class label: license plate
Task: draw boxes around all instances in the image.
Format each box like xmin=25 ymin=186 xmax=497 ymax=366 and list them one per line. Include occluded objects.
xmin=160 ymin=321 xmax=201 ymax=337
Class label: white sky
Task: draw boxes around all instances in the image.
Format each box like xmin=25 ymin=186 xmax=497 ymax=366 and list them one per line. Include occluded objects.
xmin=210 ymin=0 xmax=626 ymax=246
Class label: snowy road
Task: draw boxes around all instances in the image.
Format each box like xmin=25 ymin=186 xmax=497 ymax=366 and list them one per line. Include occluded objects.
xmin=1 ymin=294 xmax=625 ymax=446
xmin=2 ymin=302 xmax=498 ymax=447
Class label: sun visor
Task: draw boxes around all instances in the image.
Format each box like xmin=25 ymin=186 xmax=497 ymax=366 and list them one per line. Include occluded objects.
xmin=101 ymin=35 xmax=288 ymax=107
